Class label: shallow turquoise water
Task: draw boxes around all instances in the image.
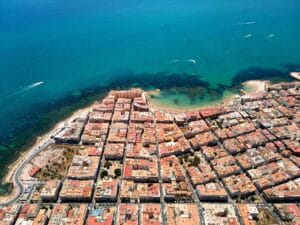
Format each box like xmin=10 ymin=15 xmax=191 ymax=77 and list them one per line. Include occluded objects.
xmin=0 ymin=0 xmax=299 ymax=180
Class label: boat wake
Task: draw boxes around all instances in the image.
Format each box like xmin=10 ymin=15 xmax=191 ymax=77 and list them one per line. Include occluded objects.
xmin=1 ymin=81 xmax=44 ymax=98
xmin=265 ymin=34 xmax=275 ymax=39
xmin=186 ymin=59 xmax=197 ymax=64
xmin=0 ymin=81 xmax=44 ymax=104
xmin=168 ymin=59 xmax=197 ymax=64
xmin=18 ymin=81 xmax=44 ymax=94
xmin=243 ymin=33 xmax=252 ymax=39
xmin=238 ymin=21 xmax=256 ymax=25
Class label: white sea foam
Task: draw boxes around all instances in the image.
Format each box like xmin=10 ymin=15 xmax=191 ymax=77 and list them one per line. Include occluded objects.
xmin=265 ymin=34 xmax=275 ymax=39
xmin=238 ymin=21 xmax=256 ymax=25
xmin=243 ymin=33 xmax=252 ymax=38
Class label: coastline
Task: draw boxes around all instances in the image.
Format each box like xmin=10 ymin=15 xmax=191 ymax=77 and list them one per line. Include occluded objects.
xmin=0 ymin=102 xmax=97 ymax=204
xmin=0 ymin=79 xmax=270 ymax=203
xmin=147 ymin=80 xmax=270 ymax=114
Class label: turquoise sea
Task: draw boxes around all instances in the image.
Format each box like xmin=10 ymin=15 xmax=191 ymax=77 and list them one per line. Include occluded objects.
xmin=0 ymin=0 xmax=300 ymax=187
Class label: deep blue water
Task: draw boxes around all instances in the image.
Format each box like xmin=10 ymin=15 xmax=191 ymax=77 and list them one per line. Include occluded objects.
xmin=0 ymin=0 xmax=300 ymax=181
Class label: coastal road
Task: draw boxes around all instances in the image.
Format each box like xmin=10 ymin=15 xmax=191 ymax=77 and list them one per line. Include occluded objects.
xmin=0 ymin=138 xmax=55 ymax=206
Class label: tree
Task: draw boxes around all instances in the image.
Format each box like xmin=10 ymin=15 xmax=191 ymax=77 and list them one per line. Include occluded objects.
xmin=100 ymin=170 xmax=108 ymax=179
xmin=193 ymin=156 xmax=200 ymax=165
xmin=114 ymin=168 xmax=121 ymax=178
xmin=249 ymin=195 xmax=256 ymax=202
xmin=104 ymin=161 xmax=112 ymax=169
xmin=179 ymin=157 xmax=184 ymax=165
xmin=183 ymin=154 xmax=189 ymax=162
xmin=189 ymin=156 xmax=201 ymax=167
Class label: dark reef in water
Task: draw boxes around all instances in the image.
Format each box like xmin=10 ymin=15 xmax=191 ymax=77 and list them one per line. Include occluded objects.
xmin=282 ymin=63 xmax=300 ymax=72
xmin=231 ymin=66 xmax=294 ymax=86
xmin=173 ymin=98 xmax=180 ymax=105
xmin=108 ymin=72 xmax=210 ymax=90
xmin=0 ymin=66 xmax=296 ymax=191
xmin=107 ymin=72 xmax=232 ymax=105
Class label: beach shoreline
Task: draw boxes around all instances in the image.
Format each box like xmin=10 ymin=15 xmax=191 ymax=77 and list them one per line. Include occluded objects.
xmin=0 ymin=79 xmax=269 ymax=204
xmin=241 ymin=80 xmax=270 ymax=95
xmin=147 ymin=80 xmax=270 ymax=114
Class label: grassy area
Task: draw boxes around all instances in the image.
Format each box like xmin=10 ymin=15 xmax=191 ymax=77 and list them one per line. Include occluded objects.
xmin=257 ymin=208 xmax=280 ymax=225
xmin=34 ymin=145 xmax=79 ymax=180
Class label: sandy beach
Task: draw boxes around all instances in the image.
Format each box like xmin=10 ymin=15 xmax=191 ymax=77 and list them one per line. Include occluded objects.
xmin=147 ymin=90 xmax=232 ymax=114
xmin=241 ymin=80 xmax=269 ymax=95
